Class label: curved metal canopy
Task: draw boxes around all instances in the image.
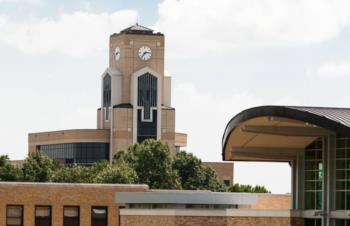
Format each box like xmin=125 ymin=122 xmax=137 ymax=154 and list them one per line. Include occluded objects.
xmin=222 ymin=105 xmax=350 ymax=161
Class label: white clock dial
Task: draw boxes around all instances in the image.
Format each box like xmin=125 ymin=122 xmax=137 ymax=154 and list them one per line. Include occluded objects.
xmin=114 ymin=47 xmax=121 ymax=61
xmin=138 ymin=46 xmax=152 ymax=61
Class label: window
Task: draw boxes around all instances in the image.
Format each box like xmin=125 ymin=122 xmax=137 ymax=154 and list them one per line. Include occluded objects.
xmin=137 ymin=73 xmax=157 ymax=121
xmin=35 ymin=206 xmax=51 ymax=226
xmin=335 ymin=219 xmax=350 ymax=226
xmin=304 ymin=219 xmax=322 ymax=226
xmin=103 ymin=74 xmax=111 ymax=121
xmin=223 ymin=180 xmax=230 ymax=186
xmin=39 ymin=143 xmax=109 ymax=165
xmin=304 ymin=139 xmax=323 ymax=210
xmin=335 ymin=137 xmax=350 ymax=210
xmin=91 ymin=207 xmax=107 ymax=226
xmin=6 ymin=205 xmax=23 ymax=226
xmin=64 ymin=206 xmax=79 ymax=226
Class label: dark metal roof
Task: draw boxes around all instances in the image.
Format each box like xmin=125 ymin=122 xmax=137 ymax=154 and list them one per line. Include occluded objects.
xmin=222 ymin=105 xmax=350 ymax=160
xmin=113 ymin=103 xmax=133 ymax=108
xmin=120 ymin=23 xmax=155 ymax=35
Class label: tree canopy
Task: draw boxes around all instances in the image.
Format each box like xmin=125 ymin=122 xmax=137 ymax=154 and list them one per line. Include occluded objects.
xmin=113 ymin=139 xmax=181 ymax=189
xmin=0 ymin=155 xmax=22 ymax=181
xmin=0 ymin=139 xmax=270 ymax=193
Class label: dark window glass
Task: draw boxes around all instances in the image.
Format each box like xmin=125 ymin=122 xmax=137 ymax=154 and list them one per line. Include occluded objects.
xmin=137 ymin=73 xmax=157 ymax=121
xmin=39 ymin=143 xmax=109 ymax=165
xmin=335 ymin=137 xmax=350 ymax=210
xmin=91 ymin=207 xmax=107 ymax=226
xmin=334 ymin=219 xmax=350 ymax=226
xmin=223 ymin=180 xmax=230 ymax=186
xmin=63 ymin=206 xmax=79 ymax=226
xmin=6 ymin=205 xmax=23 ymax=226
xmin=103 ymin=74 xmax=111 ymax=121
xmin=35 ymin=206 xmax=51 ymax=226
xmin=304 ymin=138 xmax=323 ymax=210
xmin=137 ymin=109 xmax=157 ymax=143
xmin=304 ymin=219 xmax=322 ymax=226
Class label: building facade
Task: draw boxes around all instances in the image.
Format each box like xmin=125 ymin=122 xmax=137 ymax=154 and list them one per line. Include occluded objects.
xmin=0 ymin=182 xmax=292 ymax=226
xmin=28 ymin=24 xmax=187 ymax=165
xmin=222 ymin=105 xmax=350 ymax=226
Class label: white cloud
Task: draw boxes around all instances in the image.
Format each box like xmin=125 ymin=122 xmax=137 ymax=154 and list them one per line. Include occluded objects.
xmin=154 ymin=0 xmax=350 ymax=58
xmin=173 ymin=82 xmax=263 ymax=161
xmin=319 ymin=61 xmax=350 ymax=78
xmin=0 ymin=10 xmax=137 ymax=57
xmin=173 ymin=82 xmax=293 ymax=193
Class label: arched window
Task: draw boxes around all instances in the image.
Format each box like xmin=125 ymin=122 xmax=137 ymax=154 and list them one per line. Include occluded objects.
xmin=137 ymin=73 xmax=158 ymax=142
xmin=137 ymin=73 xmax=157 ymax=121
xmin=103 ymin=74 xmax=111 ymax=121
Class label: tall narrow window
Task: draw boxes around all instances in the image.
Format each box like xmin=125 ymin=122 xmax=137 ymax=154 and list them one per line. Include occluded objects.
xmin=137 ymin=73 xmax=158 ymax=142
xmin=137 ymin=73 xmax=157 ymax=121
xmin=6 ymin=205 xmax=23 ymax=226
xmin=63 ymin=206 xmax=79 ymax=226
xmin=103 ymin=74 xmax=111 ymax=121
xmin=335 ymin=137 xmax=350 ymax=210
xmin=304 ymin=138 xmax=323 ymax=210
xmin=91 ymin=207 xmax=107 ymax=226
xmin=35 ymin=206 xmax=51 ymax=226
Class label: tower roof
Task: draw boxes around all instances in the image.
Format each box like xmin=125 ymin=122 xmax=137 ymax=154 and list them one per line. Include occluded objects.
xmin=120 ymin=23 xmax=154 ymax=35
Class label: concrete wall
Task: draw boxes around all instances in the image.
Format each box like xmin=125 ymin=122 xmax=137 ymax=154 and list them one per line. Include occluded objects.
xmin=0 ymin=182 xmax=148 ymax=226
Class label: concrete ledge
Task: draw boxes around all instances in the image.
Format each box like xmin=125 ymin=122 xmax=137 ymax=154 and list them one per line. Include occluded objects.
xmin=116 ymin=191 xmax=257 ymax=205
xmin=0 ymin=182 xmax=149 ymax=189
xmin=120 ymin=209 xmax=293 ymax=217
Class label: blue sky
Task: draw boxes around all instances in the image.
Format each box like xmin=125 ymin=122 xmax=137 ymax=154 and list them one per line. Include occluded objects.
xmin=1 ymin=0 xmax=350 ymax=193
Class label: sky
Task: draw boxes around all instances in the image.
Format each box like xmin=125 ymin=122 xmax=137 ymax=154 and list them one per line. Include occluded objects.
xmin=1 ymin=0 xmax=350 ymax=194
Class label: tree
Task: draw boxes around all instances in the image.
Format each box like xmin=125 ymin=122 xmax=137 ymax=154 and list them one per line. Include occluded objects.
xmin=114 ymin=139 xmax=181 ymax=189
xmin=22 ymin=152 xmax=59 ymax=182
xmin=52 ymin=164 xmax=94 ymax=183
xmin=0 ymin=155 xmax=22 ymax=181
xmin=172 ymin=151 xmax=225 ymax=191
xmin=94 ymin=161 xmax=138 ymax=184
xmin=227 ymin=183 xmax=270 ymax=193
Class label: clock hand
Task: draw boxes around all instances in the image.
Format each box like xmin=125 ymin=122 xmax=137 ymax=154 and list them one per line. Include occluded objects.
xmin=142 ymin=51 xmax=151 ymax=58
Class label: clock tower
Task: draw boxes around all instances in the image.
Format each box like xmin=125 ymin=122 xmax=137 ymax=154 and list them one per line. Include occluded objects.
xmin=97 ymin=24 xmax=181 ymax=157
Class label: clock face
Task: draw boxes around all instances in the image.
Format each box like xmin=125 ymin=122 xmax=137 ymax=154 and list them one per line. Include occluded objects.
xmin=114 ymin=47 xmax=121 ymax=61
xmin=138 ymin=46 xmax=152 ymax=61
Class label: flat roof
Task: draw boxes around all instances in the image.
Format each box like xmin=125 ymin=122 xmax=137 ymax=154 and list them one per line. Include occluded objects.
xmin=115 ymin=190 xmax=257 ymax=205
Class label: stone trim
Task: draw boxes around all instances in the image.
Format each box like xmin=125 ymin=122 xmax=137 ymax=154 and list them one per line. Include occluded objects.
xmin=120 ymin=209 xmax=293 ymax=217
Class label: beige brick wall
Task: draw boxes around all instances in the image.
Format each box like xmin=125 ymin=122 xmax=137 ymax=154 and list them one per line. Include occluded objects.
xmin=244 ymin=194 xmax=291 ymax=210
xmin=0 ymin=182 xmax=148 ymax=226
xmin=227 ymin=217 xmax=293 ymax=226
xmin=161 ymin=108 xmax=176 ymax=153
xmin=112 ymin=107 xmax=134 ymax=156
xmin=202 ymin=162 xmax=234 ymax=185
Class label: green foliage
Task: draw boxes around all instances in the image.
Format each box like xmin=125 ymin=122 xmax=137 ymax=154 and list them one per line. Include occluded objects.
xmin=172 ymin=151 xmax=225 ymax=191
xmin=52 ymin=164 xmax=95 ymax=183
xmin=0 ymin=141 xmax=270 ymax=194
xmin=227 ymin=183 xmax=270 ymax=193
xmin=94 ymin=161 xmax=138 ymax=184
xmin=0 ymin=155 xmax=22 ymax=181
xmin=114 ymin=139 xmax=181 ymax=189
xmin=22 ymin=152 xmax=59 ymax=182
